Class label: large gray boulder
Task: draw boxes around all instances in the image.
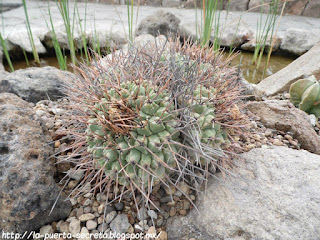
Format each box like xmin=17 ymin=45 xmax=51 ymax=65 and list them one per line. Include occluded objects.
xmin=247 ymin=100 xmax=320 ymax=155
xmin=0 ymin=93 xmax=72 ymax=235
xmin=0 ymin=66 xmax=71 ymax=103
xmin=167 ymin=147 xmax=320 ymax=240
xmin=135 ymin=10 xmax=181 ymax=38
xmin=255 ymin=40 xmax=320 ymax=96
xmin=280 ymin=28 xmax=320 ymax=56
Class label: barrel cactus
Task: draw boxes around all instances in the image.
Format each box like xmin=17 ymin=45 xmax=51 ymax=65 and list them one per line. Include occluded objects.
xmin=57 ymin=38 xmax=249 ymax=209
xmin=86 ymin=80 xmax=180 ymax=187
xmin=289 ymin=75 xmax=320 ymax=117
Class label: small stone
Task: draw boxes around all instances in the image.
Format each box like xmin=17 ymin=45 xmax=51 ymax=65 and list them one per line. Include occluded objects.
xmin=68 ymin=180 xmax=78 ymax=189
xmin=156 ymin=218 xmax=163 ymax=227
xmin=179 ymin=209 xmax=187 ymax=216
xmin=68 ymin=169 xmax=85 ymax=181
xmin=114 ymin=202 xmax=124 ymax=211
xmin=160 ymin=196 xmax=173 ymax=203
xmin=97 ymin=224 xmax=108 ymax=233
xmin=97 ymin=217 xmax=103 ymax=225
xmin=54 ymin=141 xmax=61 ymax=148
xmin=272 ymin=139 xmax=283 ymax=146
xmin=110 ymin=214 xmax=131 ymax=234
xmin=284 ymin=134 xmax=293 ymax=141
xmin=69 ymin=219 xmax=81 ymax=235
xmin=167 ymin=201 xmax=176 ymax=206
xmin=164 ymin=185 xmax=176 ymax=195
xmin=83 ymin=199 xmax=92 ymax=206
xmin=147 ymin=226 xmax=157 ymax=236
xmin=178 ymin=182 xmax=190 ymax=195
xmin=98 ymin=204 xmax=104 ymax=214
xmin=137 ymin=207 xmax=148 ymax=221
xmin=79 ymin=213 xmax=95 ymax=222
xmin=147 ymin=210 xmax=158 ymax=219
xmin=309 ymin=114 xmax=317 ymax=126
xmin=83 ymin=206 xmax=92 ymax=213
xmin=127 ymin=224 xmax=134 ymax=234
xmin=134 ymin=224 xmax=144 ymax=232
xmin=79 ymin=227 xmax=90 ymax=240
xmin=84 ymin=192 xmax=93 ymax=198
xmin=70 ymin=198 xmax=77 ymax=206
xmin=57 ymin=221 xmax=69 ymax=233
xmin=169 ymin=207 xmax=176 ymax=217
xmin=39 ymin=225 xmax=54 ymax=236
xmin=105 ymin=211 xmax=117 ymax=224
xmin=265 ymin=129 xmax=273 ymax=137
xmin=86 ymin=220 xmax=98 ymax=230
xmin=156 ymin=231 xmax=168 ymax=240
xmin=76 ymin=207 xmax=84 ymax=218
xmin=284 ymin=93 xmax=290 ymax=99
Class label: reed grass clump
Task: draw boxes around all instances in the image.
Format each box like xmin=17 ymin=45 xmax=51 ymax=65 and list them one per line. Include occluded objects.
xmin=57 ymin=39 xmax=249 ymax=209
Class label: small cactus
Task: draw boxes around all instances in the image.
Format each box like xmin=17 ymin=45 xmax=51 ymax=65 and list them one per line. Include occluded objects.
xmin=289 ymin=75 xmax=320 ymax=117
xmin=57 ymin=39 xmax=249 ymax=210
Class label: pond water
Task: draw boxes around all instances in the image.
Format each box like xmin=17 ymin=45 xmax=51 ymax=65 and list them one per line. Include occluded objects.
xmin=4 ymin=51 xmax=296 ymax=84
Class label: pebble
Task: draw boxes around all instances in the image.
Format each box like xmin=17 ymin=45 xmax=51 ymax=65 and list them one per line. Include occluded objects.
xmin=272 ymin=139 xmax=283 ymax=146
xmin=156 ymin=231 xmax=168 ymax=240
xmin=69 ymin=198 xmax=77 ymax=206
xmin=56 ymin=221 xmax=69 ymax=233
xmin=137 ymin=207 xmax=148 ymax=221
xmin=69 ymin=219 xmax=81 ymax=235
xmin=138 ymin=220 xmax=149 ymax=231
xmin=169 ymin=207 xmax=176 ymax=217
xmin=97 ymin=224 xmax=108 ymax=233
xmin=105 ymin=211 xmax=117 ymax=224
xmin=147 ymin=226 xmax=157 ymax=237
xmin=147 ymin=210 xmax=158 ymax=219
xmin=79 ymin=213 xmax=95 ymax=222
xmin=164 ymin=185 xmax=176 ymax=195
xmin=79 ymin=227 xmax=90 ymax=240
xmin=83 ymin=206 xmax=92 ymax=213
xmin=39 ymin=225 xmax=54 ymax=235
xmin=109 ymin=214 xmax=131 ymax=234
xmin=83 ymin=199 xmax=92 ymax=206
xmin=76 ymin=207 xmax=84 ymax=218
xmin=98 ymin=204 xmax=104 ymax=214
xmin=86 ymin=220 xmax=98 ymax=230
xmin=114 ymin=202 xmax=124 ymax=211
xmin=54 ymin=141 xmax=61 ymax=148
xmin=68 ymin=169 xmax=85 ymax=181
xmin=179 ymin=209 xmax=188 ymax=216
xmin=309 ymin=114 xmax=317 ymax=126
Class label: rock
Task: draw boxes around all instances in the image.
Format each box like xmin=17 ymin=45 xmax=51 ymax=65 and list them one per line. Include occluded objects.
xmin=309 ymin=114 xmax=317 ymax=127
xmin=167 ymin=147 xmax=320 ymax=240
xmin=39 ymin=225 xmax=54 ymax=236
xmin=241 ymin=35 xmax=281 ymax=52
xmin=79 ymin=213 xmax=95 ymax=222
xmin=109 ymin=214 xmax=131 ymax=234
xmin=146 ymin=0 xmax=162 ymax=6
xmin=156 ymin=231 xmax=168 ymax=240
xmin=162 ymin=0 xmax=181 ymax=7
xmin=57 ymin=221 xmax=70 ymax=233
xmin=114 ymin=202 xmax=124 ymax=211
xmin=303 ymin=0 xmax=320 ymax=18
xmin=256 ymin=41 xmax=320 ymax=96
xmin=280 ymin=28 xmax=320 ymax=56
xmin=69 ymin=219 xmax=81 ymax=235
xmin=7 ymin=29 xmax=47 ymax=55
xmin=227 ymin=0 xmax=249 ymax=11
xmin=137 ymin=207 xmax=148 ymax=221
xmin=86 ymin=220 xmax=98 ymax=230
xmin=0 ymin=93 xmax=71 ymax=234
xmin=247 ymin=100 xmax=320 ymax=154
xmin=147 ymin=210 xmax=158 ymax=219
xmin=135 ymin=10 xmax=181 ymax=38
xmin=68 ymin=169 xmax=85 ymax=181
xmin=105 ymin=211 xmax=117 ymax=224
xmin=0 ymin=67 xmax=70 ymax=103
xmin=79 ymin=227 xmax=90 ymax=240
xmin=219 ymin=20 xmax=254 ymax=47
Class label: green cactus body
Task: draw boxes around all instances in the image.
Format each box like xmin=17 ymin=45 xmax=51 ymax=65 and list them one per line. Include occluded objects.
xmin=289 ymin=75 xmax=320 ymax=117
xmin=86 ymin=81 xmax=180 ymax=187
xmin=188 ymin=85 xmax=231 ymax=163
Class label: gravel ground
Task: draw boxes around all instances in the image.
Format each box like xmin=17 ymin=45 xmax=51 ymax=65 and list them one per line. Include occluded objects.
xmin=32 ymin=97 xmax=319 ymax=240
